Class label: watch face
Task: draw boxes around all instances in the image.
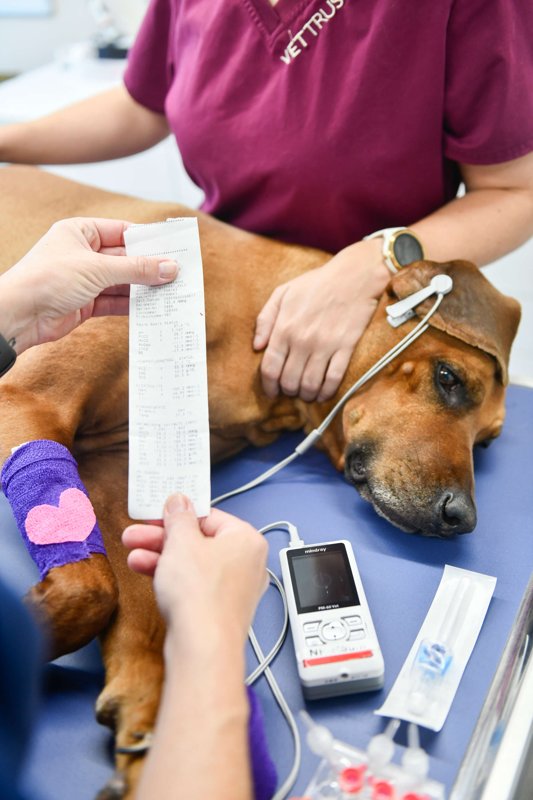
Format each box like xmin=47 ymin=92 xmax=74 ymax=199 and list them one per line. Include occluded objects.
xmin=393 ymin=232 xmax=424 ymax=267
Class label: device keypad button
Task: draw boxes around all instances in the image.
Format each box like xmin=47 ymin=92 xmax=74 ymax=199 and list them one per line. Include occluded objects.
xmin=343 ymin=615 xmax=363 ymax=627
xmin=305 ymin=636 xmax=323 ymax=648
xmin=302 ymin=621 xmax=321 ymax=634
xmin=320 ymin=620 xmax=348 ymax=641
xmin=348 ymin=629 xmax=366 ymax=641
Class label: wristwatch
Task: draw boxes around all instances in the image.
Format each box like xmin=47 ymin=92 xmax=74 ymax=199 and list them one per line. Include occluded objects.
xmin=0 ymin=333 xmax=16 ymax=378
xmin=364 ymin=227 xmax=425 ymax=274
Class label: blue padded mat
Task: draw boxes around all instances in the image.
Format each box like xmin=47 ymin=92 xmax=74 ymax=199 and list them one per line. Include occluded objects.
xmin=0 ymin=383 xmax=531 ymax=799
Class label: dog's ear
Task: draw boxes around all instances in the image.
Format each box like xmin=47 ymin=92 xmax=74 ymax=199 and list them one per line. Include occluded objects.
xmin=388 ymin=260 xmax=521 ymax=385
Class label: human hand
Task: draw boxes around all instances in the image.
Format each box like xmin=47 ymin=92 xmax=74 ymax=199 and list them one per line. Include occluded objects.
xmin=122 ymin=494 xmax=269 ymax=645
xmin=1 ymin=217 xmax=178 ymax=353
xmin=253 ymin=239 xmax=390 ymax=402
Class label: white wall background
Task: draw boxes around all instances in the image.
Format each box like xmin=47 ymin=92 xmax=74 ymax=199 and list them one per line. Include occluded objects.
xmin=0 ymin=0 xmax=147 ymax=73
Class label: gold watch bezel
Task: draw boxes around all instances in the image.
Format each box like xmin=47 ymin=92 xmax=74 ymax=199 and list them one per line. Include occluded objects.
xmin=383 ymin=229 xmax=425 ymax=272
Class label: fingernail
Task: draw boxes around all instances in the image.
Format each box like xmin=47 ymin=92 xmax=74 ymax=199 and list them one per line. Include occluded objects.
xmin=158 ymin=259 xmax=179 ymax=279
xmin=165 ymin=492 xmax=192 ymax=514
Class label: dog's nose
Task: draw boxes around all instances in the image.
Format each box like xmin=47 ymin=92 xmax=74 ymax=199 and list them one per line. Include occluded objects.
xmin=344 ymin=444 xmax=371 ymax=485
xmin=437 ymin=490 xmax=476 ymax=535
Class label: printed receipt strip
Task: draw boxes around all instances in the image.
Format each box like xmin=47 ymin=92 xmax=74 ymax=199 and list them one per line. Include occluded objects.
xmin=126 ymin=218 xmax=211 ymax=519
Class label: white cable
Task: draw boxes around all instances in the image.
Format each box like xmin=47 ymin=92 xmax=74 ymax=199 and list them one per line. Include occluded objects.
xmin=246 ymin=569 xmax=289 ymax=684
xmin=246 ymin=522 xmax=302 ymax=684
xmin=258 ymin=520 xmax=304 ymax=547
xmin=211 ymin=451 xmax=300 ymax=505
xmin=211 ymin=293 xmax=445 ymax=506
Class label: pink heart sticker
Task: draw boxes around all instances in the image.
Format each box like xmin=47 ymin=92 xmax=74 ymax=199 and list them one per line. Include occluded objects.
xmin=25 ymin=488 xmax=96 ymax=545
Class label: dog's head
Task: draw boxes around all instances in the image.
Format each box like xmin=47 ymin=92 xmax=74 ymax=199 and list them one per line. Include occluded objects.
xmin=340 ymin=260 xmax=521 ymax=537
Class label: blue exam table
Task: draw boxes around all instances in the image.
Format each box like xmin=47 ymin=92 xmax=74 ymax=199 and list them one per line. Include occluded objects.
xmin=0 ymin=384 xmax=531 ymax=799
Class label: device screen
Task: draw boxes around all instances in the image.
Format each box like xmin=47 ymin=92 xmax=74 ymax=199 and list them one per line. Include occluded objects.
xmin=287 ymin=543 xmax=360 ymax=613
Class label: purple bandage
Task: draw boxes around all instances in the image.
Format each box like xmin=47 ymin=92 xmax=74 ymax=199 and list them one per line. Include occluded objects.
xmin=1 ymin=440 xmax=106 ymax=580
xmin=247 ymin=686 xmax=277 ymax=800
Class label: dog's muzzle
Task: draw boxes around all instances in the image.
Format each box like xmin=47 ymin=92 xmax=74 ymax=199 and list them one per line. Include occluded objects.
xmin=344 ymin=445 xmax=477 ymax=537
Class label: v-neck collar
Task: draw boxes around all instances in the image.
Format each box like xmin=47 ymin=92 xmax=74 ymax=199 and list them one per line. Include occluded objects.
xmin=242 ymin=0 xmax=317 ymax=39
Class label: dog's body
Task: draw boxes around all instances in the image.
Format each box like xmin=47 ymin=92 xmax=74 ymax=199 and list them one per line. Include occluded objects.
xmin=0 ymin=166 xmax=521 ymax=798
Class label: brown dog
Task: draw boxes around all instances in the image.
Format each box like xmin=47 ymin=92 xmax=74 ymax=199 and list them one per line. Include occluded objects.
xmin=0 ymin=165 xmax=521 ymax=798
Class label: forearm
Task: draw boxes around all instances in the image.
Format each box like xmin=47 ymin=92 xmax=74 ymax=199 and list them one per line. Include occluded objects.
xmin=412 ymin=157 xmax=533 ymax=267
xmin=0 ymin=277 xmax=32 ymax=354
xmin=136 ymin=632 xmax=253 ymax=800
xmin=0 ymin=85 xmax=169 ymax=165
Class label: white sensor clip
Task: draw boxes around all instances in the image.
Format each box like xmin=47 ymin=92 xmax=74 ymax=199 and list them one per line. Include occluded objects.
xmin=386 ymin=274 xmax=453 ymax=328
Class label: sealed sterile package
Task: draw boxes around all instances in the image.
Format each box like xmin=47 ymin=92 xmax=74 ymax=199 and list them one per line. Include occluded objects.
xmin=376 ymin=565 xmax=496 ymax=731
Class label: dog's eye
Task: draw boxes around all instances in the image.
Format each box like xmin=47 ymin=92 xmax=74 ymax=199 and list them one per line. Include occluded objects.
xmin=435 ymin=362 xmax=470 ymax=409
xmin=437 ymin=364 xmax=461 ymax=392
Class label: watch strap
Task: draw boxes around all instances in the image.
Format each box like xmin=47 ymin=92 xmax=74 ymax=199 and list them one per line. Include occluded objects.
xmin=0 ymin=333 xmax=16 ymax=377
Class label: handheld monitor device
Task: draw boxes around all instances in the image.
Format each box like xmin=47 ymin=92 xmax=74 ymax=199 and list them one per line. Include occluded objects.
xmin=280 ymin=540 xmax=384 ymax=699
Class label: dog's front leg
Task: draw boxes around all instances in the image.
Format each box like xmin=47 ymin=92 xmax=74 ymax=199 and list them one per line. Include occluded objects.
xmin=0 ymin=374 xmax=120 ymax=658
xmin=0 ymin=320 xmax=133 ymax=658
xmin=0 ymin=435 xmax=119 ymax=659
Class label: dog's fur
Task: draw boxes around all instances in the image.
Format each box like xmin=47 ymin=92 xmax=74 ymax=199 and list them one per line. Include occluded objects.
xmin=0 ymin=166 xmax=521 ymax=798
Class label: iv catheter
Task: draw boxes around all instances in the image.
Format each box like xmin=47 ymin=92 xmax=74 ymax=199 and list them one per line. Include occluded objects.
xmin=407 ymin=577 xmax=476 ymax=716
